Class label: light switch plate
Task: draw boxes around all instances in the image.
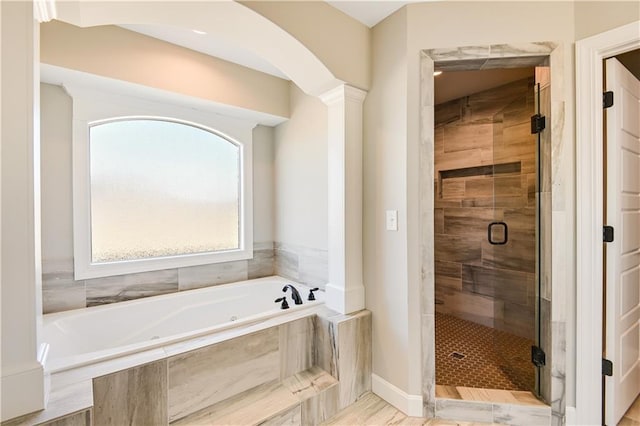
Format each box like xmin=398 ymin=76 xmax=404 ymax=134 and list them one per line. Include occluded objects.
xmin=386 ymin=210 xmax=398 ymax=231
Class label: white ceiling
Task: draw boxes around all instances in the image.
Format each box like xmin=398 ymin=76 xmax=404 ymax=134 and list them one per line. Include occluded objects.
xmin=326 ymin=1 xmax=413 ymax=27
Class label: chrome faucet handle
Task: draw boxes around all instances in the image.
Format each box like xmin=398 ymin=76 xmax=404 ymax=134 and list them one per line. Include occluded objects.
xmin=308 ymin=288 xmax=319 ymax=301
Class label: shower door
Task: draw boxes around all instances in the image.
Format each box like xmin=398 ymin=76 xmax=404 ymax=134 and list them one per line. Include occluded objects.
xmin=486 ymin=73 xmax=545 ymax=396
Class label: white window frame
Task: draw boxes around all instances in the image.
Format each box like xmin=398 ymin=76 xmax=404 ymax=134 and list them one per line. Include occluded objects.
xmin=70 ymin=86 xmax=254 ymax=280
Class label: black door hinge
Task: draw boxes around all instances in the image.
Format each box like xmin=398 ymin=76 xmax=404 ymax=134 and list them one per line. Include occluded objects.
xmin=603 ymin=226 xmax=614 ymax=243
xmin=531 ymin=346 xmax=546 ymax=367
xmin=603 ymin=358 xmax=613 ymax=376
xmin=603 ymin=91 xmax=614 ymax=109
xmin=531 ymin=114 xmax=546 ymax=134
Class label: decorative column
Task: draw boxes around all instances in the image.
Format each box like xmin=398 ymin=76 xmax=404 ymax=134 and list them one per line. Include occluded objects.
xmin=320 ymin=84 xmax=367 ymax=314
xmin=1 ymin=1 xmax=50 ymax=421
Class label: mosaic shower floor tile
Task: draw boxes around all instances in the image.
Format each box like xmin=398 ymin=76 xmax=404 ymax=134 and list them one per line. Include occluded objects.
xmin=435 ymin=312 xmax=534 ymax=391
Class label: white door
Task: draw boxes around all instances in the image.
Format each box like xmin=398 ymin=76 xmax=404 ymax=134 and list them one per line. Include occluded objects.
xmin=605 ymin=57 xmax=640 ymax=426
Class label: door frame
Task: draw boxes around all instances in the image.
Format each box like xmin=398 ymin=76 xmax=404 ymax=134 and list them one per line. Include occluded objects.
xmin=420 ymin=42 xmax=561 ymax=421
xmin=575 ymin=20 xmax=640 ymax=425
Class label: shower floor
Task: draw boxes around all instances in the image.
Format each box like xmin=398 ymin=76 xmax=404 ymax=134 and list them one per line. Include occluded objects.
xmin=435 ymin=312 xmax=535 ymax=391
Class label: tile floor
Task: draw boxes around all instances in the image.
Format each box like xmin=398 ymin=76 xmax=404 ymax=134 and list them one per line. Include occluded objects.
xmin=321 ymin=392 xmax=498 ymax=426
xmin=620 ymin=394 xmax=640 ymax=426
xmin=435 ymin=312 xmax=534 ymax=391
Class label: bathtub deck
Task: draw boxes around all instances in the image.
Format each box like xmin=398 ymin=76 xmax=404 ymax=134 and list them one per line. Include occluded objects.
xmin=1 ymin=381 xmax=93 ymax=426
xmin=2 ymin=306 xmax=371 ymax=426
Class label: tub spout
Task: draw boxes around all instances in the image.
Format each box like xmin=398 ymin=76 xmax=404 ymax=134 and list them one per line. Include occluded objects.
xmin=282 ymin=285 xmax=303 ymax=305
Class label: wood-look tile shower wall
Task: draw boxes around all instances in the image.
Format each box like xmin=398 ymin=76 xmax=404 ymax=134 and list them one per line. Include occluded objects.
xmin=434 ymin=77 xmax=536 ymax=340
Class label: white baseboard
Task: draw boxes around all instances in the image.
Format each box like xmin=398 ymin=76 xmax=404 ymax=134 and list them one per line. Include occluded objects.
xmin=371 ymin=374 xmax=423 ymax=417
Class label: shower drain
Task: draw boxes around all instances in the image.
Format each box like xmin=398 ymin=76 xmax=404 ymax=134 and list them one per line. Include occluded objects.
xmin=450 ymin=351 xmax=466 ymax=360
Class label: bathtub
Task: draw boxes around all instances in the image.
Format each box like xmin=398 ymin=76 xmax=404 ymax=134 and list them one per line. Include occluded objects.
xmin=43 ymin=276 xmax=324 ymax=373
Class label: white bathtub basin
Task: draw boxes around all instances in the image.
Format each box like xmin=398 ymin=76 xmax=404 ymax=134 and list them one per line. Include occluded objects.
xmin=43 ymin=276 xmax=323 ymax=373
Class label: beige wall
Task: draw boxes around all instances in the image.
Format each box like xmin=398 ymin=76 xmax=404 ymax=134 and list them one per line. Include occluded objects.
xmin=41 ymin=20 xmax=290 ymax=119
xmin=253 ymin=125 xmax=275 ymax=244
xmin=574 ymin=1 xmax=640 ymax=40
xmin=40 ymin=83 xmax=73 ymax=262
xmin=366 ymin=0 xmax=578 ymax=399
xmin=243 ymin=1 xmax=371 ymax=91
xmin=367 ymin=0 xmax=638 ymax=408
xmin=274 ymin=83 xmax=328 ymax=250
xmin=364 ymin=7 xmax=411 ymax=393
xmin=40 ymin=83 xmax=275 ymax=263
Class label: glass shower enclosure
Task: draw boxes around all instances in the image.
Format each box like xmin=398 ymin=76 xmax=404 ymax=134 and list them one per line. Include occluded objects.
xmin=487 ymin=68 xmax=549 ymax=396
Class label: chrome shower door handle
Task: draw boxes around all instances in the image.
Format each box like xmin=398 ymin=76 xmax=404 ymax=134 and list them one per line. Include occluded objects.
xmin=488 ymin=221 xmax=508 ymax=245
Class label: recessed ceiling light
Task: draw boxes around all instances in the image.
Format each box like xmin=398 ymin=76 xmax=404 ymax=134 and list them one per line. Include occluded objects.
xmin=433 ymin=70 xmax=443 ymax=76
xmin=192 ymin=29 xmax=207 ymax=35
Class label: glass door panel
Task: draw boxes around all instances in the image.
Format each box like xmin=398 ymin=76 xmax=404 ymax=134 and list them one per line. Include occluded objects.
xmin=488 ymin=74 xmax=539 ymax=394
xmin=535 ymin=65 xmax=552 ymax=401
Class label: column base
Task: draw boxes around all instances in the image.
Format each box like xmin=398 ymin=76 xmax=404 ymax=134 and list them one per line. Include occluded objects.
xmin=325 ymin=282 xmax=365 ymax=314
xmin=1 ymin=362 xmax=45 ymax=422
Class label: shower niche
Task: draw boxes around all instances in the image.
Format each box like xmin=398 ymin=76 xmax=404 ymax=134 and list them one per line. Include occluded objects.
xmin=433 ymin=68 xmax=548 ymax=396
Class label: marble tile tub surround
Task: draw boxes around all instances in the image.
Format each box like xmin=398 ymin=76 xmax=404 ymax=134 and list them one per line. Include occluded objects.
xmin=43 ymin=241 xmax=330 ymax=313
xmin=420 ymin=42 xmax=565 ymax=423
xmin=275 ymin=241 xmax=329 ymax=290
xmin=167 ymin=326 xmax=281 ymax=421
xmin=164 ymin=309 xmax=369 ymax=423
xmin=15 ymin=308 xmax=371 ymax=426
xmin=173 ymin=368 xmax=339 ymax=425
xmin=119 ymin=309 xmax=369 ymax=425
xmin=42 ymin=241 xmax=275 ymax=313
xmin=93 ymin=359 xmax=168 ymax=425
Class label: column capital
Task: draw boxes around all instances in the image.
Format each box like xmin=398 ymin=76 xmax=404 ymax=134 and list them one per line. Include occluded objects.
xmin=319 ymin=84 xmax=367 ymax=106
xmin=34 ymin=0 xmax=57 ymax=22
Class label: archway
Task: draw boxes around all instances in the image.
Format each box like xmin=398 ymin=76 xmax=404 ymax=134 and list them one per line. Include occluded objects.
xmin=54 ymin=0 xmax=341 ymax=97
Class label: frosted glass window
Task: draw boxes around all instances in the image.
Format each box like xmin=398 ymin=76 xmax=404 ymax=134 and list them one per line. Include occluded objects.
xmin=89 ymin=119 xmax=240 ymax=263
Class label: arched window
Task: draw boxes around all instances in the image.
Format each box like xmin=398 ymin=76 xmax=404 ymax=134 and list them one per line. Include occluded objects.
xmin=71 ymin=88 xmax=253 ymax=280
xmin=89 ymin=118 xmax=241 ymax=263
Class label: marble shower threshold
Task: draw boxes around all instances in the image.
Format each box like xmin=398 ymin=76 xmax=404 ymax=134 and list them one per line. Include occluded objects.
xmin=435 ymin=385 xmax=545 ymax=406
